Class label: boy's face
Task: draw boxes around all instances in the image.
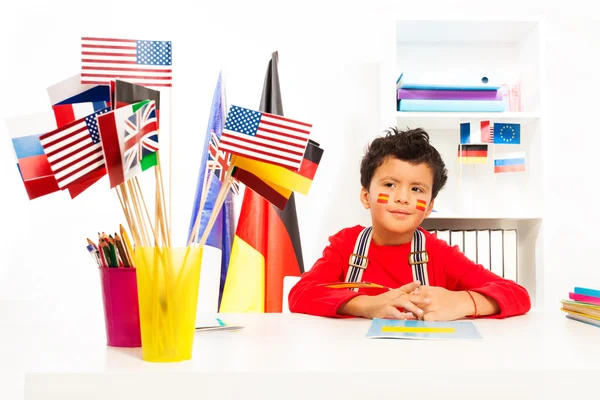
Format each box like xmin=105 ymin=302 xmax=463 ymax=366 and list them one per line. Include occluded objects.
xmin=360 ymin=156 xmax=435 ymax=244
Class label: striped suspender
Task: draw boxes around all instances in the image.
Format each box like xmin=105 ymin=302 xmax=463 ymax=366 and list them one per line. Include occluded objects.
xmin=408 ymin=228 xmax=430 ymax=285
xmin=345 ymin=227 xmax=429 ymax=289
xmin=344 ymin=227 xmax=373 ymax=292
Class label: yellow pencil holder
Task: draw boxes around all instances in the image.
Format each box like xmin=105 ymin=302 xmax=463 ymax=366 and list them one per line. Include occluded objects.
xmin=134 ymin=246 xmax=203 ymax=362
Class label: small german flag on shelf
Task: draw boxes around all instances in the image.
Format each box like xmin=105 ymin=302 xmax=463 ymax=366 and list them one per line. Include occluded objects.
xmin=457 ymin=144 xmax=488 ymax=164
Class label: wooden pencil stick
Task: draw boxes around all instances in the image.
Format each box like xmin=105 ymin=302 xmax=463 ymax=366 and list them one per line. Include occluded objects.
xmin=114 ymin=235 xmax=130 ymax=267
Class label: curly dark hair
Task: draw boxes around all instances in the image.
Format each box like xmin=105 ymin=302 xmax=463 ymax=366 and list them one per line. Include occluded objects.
xmin=360 ymin=126 xmax=448 ymax=199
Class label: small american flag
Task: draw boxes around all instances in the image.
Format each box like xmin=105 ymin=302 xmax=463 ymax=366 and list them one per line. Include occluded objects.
xmin=219 ymin=105 xmax=312 ymax=170
xmin=208 ymin=131 xmax=239 ymax=195
xmin=40 ymin=108 xmax=110 ymax=189
xmin=81 ymin=37 xmax=172 ymax=88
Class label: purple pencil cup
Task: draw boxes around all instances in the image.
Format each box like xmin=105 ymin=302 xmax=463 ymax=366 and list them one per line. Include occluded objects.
xmin=99 ymin=267 xmax=142 ymax=347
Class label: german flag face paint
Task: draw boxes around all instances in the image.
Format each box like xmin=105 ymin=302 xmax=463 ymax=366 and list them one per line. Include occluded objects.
xmin=377 ymin=193 xmax=389 ymax=204
xmin=416 ymin=199 xmax=426 ymax=211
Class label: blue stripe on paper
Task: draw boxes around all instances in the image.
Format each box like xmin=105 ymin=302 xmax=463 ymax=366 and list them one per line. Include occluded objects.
xmin=12 ymin=135 xmax=44 ymax=159
xmin=494 ymin=158 xmax=525 ymax=167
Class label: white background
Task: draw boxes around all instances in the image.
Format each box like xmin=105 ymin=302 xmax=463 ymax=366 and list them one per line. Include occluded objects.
xmin=1 ymin=1 xmax=600 ymax=399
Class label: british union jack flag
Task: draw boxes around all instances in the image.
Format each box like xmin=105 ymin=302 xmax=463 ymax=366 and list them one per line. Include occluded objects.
xmin=207 ymin=130 xmax=239 ymax=195
xmin=123 ymin=101 xmax=159 ymax=174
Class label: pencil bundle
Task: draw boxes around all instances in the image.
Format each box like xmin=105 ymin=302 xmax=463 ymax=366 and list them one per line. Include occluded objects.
xmin=86 ymin=225 xmax=135 ymax=268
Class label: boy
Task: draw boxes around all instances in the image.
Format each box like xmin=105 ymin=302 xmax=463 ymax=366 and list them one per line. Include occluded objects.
xmin=289 ymin=127 xmax=531 ymax=321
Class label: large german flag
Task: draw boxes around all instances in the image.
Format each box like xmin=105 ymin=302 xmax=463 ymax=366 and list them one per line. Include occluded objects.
xmin=220 ymin=51 xmax=305 ymax=313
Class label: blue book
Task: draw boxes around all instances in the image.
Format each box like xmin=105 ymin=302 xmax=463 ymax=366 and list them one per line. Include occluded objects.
xmin=366 ymin=318 xmax=482 ymax=340
xmin=398 ymin=99 xmax=505 ymax=112
xmin=566 ymin=313 xmax=600 ymax=328
xmin=574 ymin=287 xmax=600 ymax=299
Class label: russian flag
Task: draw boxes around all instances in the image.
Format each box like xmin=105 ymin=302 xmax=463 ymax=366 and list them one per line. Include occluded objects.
xmin=494 ymin=152 xmax=526 ymax=173
xmin=5 ymin=112 xmax=61 ymax=200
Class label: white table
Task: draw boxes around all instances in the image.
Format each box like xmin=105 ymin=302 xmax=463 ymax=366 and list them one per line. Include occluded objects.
xmin=24 ymin=311 xmax=599 ymax=399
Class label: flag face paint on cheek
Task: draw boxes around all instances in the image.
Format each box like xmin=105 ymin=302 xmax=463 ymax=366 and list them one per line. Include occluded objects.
xmin=377 ymin=193 xmax=389 ymax=204
xmin=416 ymin=199 xmax=426 ymax=211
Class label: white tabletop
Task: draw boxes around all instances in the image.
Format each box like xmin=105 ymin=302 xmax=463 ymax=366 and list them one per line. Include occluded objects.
xmin=23 ymin=311 xmax=599 ymax=399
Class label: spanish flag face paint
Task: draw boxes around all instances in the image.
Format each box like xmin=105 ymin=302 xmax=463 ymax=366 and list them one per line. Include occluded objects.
xmin=416 ymin=199 xmax=426 ymax=211
xmin=377 ymin=193 xmax=389 ymax=204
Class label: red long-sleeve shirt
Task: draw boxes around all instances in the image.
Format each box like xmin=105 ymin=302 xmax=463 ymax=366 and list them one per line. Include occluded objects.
xmin=289 ymin=225 xmax=531 ymax=319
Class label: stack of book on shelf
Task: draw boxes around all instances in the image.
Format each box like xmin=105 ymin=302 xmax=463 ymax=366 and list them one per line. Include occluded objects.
xmin=397 ymin=72 xmax=508 ymax=112
xmin=561 ymin=287 xmax=600 ymax=328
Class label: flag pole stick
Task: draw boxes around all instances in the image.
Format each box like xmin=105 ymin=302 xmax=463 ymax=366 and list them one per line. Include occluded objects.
xmin=156 ymin=153 xmax=170 ymax=247
xmin=127 ymin=180 xmax=150 ymax=247
xmin=116 ymin=185 xmax=136 ymax=245
xmin=118 ymin=183 xmax=142 ymax=248
xmin=168 ymin=90 xmax=173 ymax=247
xmin=187 ymin=166 xmax=218 ymax=247
xmin=155 ymin=167 xmax=169 ymax=247
xmin=197 ymin=168 xmax=234 ymax=248
xmin=175 ymin=169 xmax=232 ymax=294
xmin=133 ymin=176 xmax=160 ymax=246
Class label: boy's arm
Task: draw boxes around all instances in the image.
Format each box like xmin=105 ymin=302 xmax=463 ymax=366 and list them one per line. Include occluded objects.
xmin=439 ymin=241 xmax=531 ymax=319
xmin=288 ymin=232 xmax=363 ymax=318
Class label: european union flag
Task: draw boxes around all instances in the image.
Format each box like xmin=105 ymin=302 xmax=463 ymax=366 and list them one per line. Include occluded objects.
xmin=492 ymin=123 xmax=520 ymax=144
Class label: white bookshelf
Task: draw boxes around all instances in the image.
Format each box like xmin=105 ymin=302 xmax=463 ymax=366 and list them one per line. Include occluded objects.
xmin=378 ymin=17 xmax=545 ymax=309
xmin=394 ymin=111 xmax=540 ymax=130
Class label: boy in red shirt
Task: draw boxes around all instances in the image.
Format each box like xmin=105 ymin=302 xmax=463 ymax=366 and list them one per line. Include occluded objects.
xmin=289 ymin=127 xmax=531 ymax=321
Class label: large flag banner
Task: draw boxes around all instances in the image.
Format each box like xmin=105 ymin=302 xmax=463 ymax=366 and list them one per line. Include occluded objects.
xmin=81 ymin=37 xmax=172 ymax=88
xmin=220 ymin=52 xmax=306 ymax=313
xmin=47 ymin=74 xmax=110 ymax=106
xmin=97 ymin=100 xmax=158 ymax=188
xmin=187 ymin=73 xmax=235 ymax=318
xmin=5 ymin=113 xmax=61 ymax=200
xmin=39 ymin=108 xmax=110 ymax=191
xmin=220 ymin=105 xmax=312 ymax=170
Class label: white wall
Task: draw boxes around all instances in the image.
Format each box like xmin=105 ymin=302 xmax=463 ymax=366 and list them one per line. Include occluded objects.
xmin=1 ymin=0 xmax=600 ymax=399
